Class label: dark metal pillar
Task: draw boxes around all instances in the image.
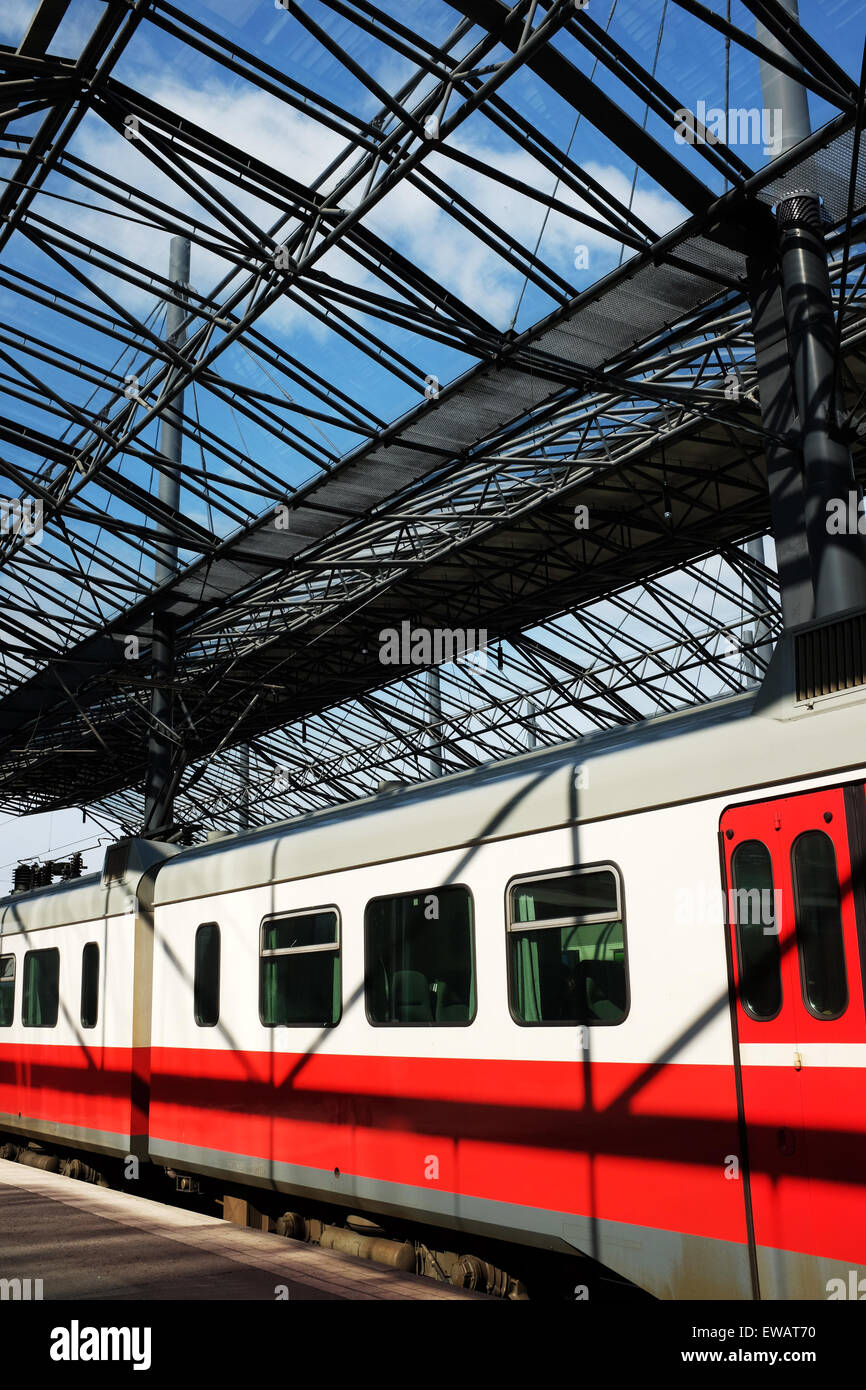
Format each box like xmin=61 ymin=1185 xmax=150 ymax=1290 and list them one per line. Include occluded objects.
xmin=238 ymin=743 xmax=250 ymax=832
xmin=748 ymin=245 xmax=815 ymax=628
xmin=144 ymin=236 xmax=190 ymax=835
xmin=749 ymin=0 xmax=815 ymax=633
xmin=426 ymin=663 xmax=442 ymax=778
xmin=524 ymin=696 xmax=537 ymax=750
xmin=777 ymin=192 xmax=866 ymax=618
xmin=754 ymin=0 xmax=866 ymax=619
xmin=756 ymin=0 xmax=811 ymax=158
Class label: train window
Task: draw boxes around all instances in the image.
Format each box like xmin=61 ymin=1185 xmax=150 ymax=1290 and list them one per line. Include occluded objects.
xmin=22 ymin=948 xmax=59 ymax=1028
xmin=0 ymin=955 xmax=14 ymax=1027
xmin=80 ymin=943 xmax=99 ymax=1030
xmin=365 ymin=886 xmax=476 ymax=1026
xmin=260 ymin=909 xmax=340 ymax=1027
xmin=730 ymin=840 xmax=782 ymax=1021
xmin=792 ymin=831 xmax=848 ymax=1020
xmin=506 ymin=865 xmax=627 ymax=1025
xmin=194 ymin=923 xmax=220 ymax=1028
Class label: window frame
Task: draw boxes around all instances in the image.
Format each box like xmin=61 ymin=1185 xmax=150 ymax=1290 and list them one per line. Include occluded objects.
xmin=80 ymin=942 xmax=99 ymax=1030
xmin=22 ymin=946 xmax=60 ymax=1029
xmin=504 ymin=860 xmax=630 ymax=1028
xmin=729 ymin=838 xmax=783 ymax=1024
xmin=363 ymin=883 xmax=478 ymax=1028
xmin=0 ymin=952 xmax=15 ymax=1028
xmin=258 ymin=905 xmax=342 ymax=1029
xmin=194 ymin=922 xmax=221 ymax=1029
xmin=791 ymin=829 xmax=849 ymax=1022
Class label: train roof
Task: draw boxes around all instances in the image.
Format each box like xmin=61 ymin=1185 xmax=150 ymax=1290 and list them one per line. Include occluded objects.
xmin=0 ymin=839 xmax=177 ymax=935
xmin=150 ymin=669 xmax=866 ymax=906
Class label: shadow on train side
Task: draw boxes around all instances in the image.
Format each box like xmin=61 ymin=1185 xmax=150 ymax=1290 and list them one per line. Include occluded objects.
xmin=127 ymin=755 xmax=866 ymax=1300
xmin=2 ymin=750 xmax=863 ymax=1300
xmin=0 ymin=907 xmax=102 ymax=1072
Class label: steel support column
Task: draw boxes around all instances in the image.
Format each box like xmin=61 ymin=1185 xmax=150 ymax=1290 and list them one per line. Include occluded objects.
xmin=144 ymin=236 xmax=190 ymax=835
xmin=426 ymin=664 xmax=442 ymax=778
xmin=748 ymin=245 xmax=814 ymax=628
xmin=750 ymin=0 xmax=815 ymax=635
xmin=777 ymin=193 xmax=866 ymax=618
xmin=238 ymin=743 xmax=250 ymax=832
xmin=524 ymin=696 xmax=538 ymax=750
xmin=756 ymin=0 xmax=811 ymax=157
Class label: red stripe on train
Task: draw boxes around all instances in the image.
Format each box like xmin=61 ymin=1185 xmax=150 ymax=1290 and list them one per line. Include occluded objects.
xmin=0 ymin=1043 xmax=146 ymax=1137
xmin=3 ymin=1042 xmax=864 ymax=1264
xmin=144 ymin=1048 xmax=866 ymax=1262
xmin=152 ymin=1048 xmax=748 ymax=1244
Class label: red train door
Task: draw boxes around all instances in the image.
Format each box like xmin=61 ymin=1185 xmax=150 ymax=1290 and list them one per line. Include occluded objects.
xmin=721 ymin=784 xmax=866 ymax=1298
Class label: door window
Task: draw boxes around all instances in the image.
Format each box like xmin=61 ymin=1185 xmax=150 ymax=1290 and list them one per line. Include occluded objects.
xmin=730 ymin=840 xmax=782 ymax=1020
xmin=791 ymin=831 xmax=848 ymax=1020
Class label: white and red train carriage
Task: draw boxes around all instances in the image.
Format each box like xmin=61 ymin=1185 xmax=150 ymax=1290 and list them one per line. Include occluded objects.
xmin=2 ymin=659 xmax=866 ymax=1300
xmin=0 ymin=839 xmax=173 ymax=1163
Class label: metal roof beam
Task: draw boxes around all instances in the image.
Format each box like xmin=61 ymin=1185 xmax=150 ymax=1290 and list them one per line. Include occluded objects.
xmin=446 ymin=0 xmax=716 ymax=215
xmin=16 ymin=0 xmax=72 ymax=58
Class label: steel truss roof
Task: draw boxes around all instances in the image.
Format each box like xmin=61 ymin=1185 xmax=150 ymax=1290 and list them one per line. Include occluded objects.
xmin=0 ymin=0 xmax=864 ymax=835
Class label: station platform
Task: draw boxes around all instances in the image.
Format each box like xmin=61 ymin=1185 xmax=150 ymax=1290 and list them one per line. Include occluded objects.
xmin=0 ymin=1159 xmax=485 ymax=1301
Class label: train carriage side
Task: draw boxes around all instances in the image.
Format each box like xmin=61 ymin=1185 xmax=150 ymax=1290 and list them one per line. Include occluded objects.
xmin=147 ymin=701 xmax=773 ymax=1301
xmin=148 ymin=681 xmax=866 ymax=1300
xmin=2 ymin=677 xmax=862 ymax=1298
xmin=0 ymin=842 xmax=174 ymax=1159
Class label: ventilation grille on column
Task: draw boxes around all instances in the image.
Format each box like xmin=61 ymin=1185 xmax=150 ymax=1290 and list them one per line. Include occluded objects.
xmin=796 ymin=613 xmax=866 ymax=701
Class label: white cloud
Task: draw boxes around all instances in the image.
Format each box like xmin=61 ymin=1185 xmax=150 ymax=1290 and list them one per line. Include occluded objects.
xmin=29 ymin=57 xmax=686 ymax=393
xmin=57 ymin=75 xmax=364 ymax=327
xmin=0 ymin=0 xmax=107 ymax=58
xmin=0 ymin=0 xmax=31 ymax=47
xmin=358 ymin=131 xmax=684 ymax=328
